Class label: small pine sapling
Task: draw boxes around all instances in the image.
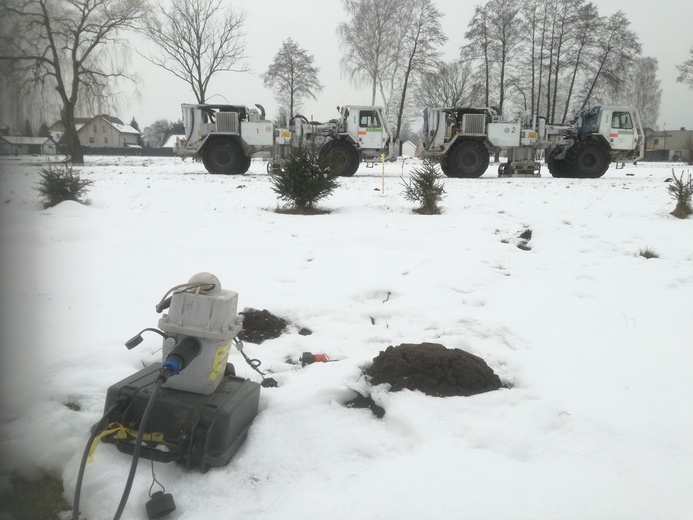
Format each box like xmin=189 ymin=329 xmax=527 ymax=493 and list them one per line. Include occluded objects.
xmin=401 ymin=158 xmax=446 ymax=214
xmin=668 ymin=169 xmax=692 ymax=219
xmin=35 ymin=160 xmax=93 ymax=208
xmin=270 ymin=145 xmax=339 ymax=213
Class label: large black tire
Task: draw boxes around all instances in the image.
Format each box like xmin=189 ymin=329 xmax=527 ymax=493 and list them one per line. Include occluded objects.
xmin=321 ymin=139 xmax=360 ymax=177
xmin=443 ymin=140 xmax=489 ymax=178
xmin=239 ymin=155 xmax=252 ymax=174
xmin=564 ymin=140 xmax=610 ymax=179
xmin=547 ymin=147 xmax=568 ymax=178
xmin=202 ymin=139 xmax=246 ymax=175
xmin=439 ymin=156 xmax=451 ymax=176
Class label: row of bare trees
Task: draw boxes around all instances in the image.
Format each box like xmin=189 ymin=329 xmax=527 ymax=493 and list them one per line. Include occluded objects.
xmin=461 ymin=0 xmax=645 ymax=124
xmin=1 ymin=0 xmax=687 ymax=164
xmin=334 ymin=0 xmax=664 ymax=141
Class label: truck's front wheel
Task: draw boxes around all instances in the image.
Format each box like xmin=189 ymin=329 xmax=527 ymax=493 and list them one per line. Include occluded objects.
xmin=444 ymin=140 xmax=489 ymax=178
xmin=203 ymin=140 xmax=246 ymax=175
xmin=547 ymin=147 xmax=568 ymax=178
xmin=565 ymin=141 xmax=610 ymax=178
xmin=321 ymin=140 xmax=360 ymax=177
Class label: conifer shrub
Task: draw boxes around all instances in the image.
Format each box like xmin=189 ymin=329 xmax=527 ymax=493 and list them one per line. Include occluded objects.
xmin=401 ymin=158 xmax=446 ymax=214
xmin=271 ymin=145 xmax=339 ymax=213
xmin=35 ymin=160 xmax=93 ymax=208
xmin=668 ymin=170 xmax=692 ymax=219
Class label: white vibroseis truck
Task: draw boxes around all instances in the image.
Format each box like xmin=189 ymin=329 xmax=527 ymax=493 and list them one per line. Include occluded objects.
xmin=173 ymin=103 xmax=395 ymax=177
xmin=420 ymin=104 xmax=644 ymax=178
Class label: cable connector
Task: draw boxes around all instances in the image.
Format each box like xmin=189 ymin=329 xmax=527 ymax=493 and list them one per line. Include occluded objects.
xmin=300 ymin=352 xmax=331 ymax=367
xmin=125 ymin=328 xmax=169 ymax=350
xmin=157 ymin=337 xmax=201 ymax=382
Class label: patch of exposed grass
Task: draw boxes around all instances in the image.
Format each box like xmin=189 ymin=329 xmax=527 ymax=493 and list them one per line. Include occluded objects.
xmin=0 ymin=475 xmax=71 ymax=520
xmin=274 ymin=206 xmax=331 ymax=215
xmin=638 ymin=247 xmax=659 ymax=259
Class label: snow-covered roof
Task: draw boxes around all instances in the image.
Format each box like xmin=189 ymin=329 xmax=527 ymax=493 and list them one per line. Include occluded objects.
xmin=0 ymin=136 xmax=56 ymax=145
xmin=98 ymin=115 xmax=140 ymax=135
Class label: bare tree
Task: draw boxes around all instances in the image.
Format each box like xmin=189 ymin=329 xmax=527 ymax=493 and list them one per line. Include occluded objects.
xmin=487 ymin=0 xmax=522 ymax=116
xmin=561 ymin=0 xmax=599 ymax=122
xmin=462 ymin=0 xmax=522 ymax=116
xmin=462 ymin=4 xmax=493 ymax=108
xmin=338 ymin=0 xmax=402 ymax=106
xmin=580 ymin=10 xmax=641 ymax=108
xmin=624 ymin=57 xmax=661 ymax=129
xmin=143 ymin=119 xmax=184 ymax=148
xmin=143 ymin=0 xmax=247 ymax=104
xmin=544 ymin=0 xmax=583 ymax=122
xmin=415 ymin=61 xmax=481 ymax=110
xmin=0 ymin=0 xmax=144 ymax=163
xmin=263 ymin=39 xmax=323 ymax=120
xmin=390 ymin=0 xmax=446 ymax=142
xmin=677 ymin=46 xmax=693 ymax=90
xmin=517 ymin=0 xmax=544 ymax=119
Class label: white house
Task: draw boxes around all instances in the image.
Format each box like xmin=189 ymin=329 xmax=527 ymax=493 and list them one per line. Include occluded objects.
xmin=50 ymin=115 xmax=140 ymax=148
xmin=79 ymin=115 xmax=140 ymax=147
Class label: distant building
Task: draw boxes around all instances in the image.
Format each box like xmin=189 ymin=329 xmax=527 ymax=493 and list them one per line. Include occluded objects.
xmin=48 ymin=118 xmax=92 ymax=143
xmin=0 ymin=136 xmax=57 ymax=155
xmin=0 ymin=120 xmax=10 ymax=136
xmin=162 ymin=134 xmax=185 ymax=148
xmin=401 ymin=140 xmax=417 ymax=157
xmin=49 ymin=115 xmax=140 ymax=148
xmin=645 ymin=127 xmax=693 ymax=162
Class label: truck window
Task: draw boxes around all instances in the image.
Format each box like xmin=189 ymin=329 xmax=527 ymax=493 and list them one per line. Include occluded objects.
xmin=611 ymin=112 xmax=633 ymax=129
xmin=359 ymin=111 xmax=381 ymax=128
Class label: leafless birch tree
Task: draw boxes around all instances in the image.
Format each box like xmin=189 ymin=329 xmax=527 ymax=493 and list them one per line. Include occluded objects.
xmin=337 ymin=0 xmax=402 ymax=106
xmin=390 ymin=0 xmax=446 ymax=141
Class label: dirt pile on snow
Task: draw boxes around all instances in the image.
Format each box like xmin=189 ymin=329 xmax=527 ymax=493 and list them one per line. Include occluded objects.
xmin=239 ymin=308 xmax=288 ymax=344
xmin=366 ymin=342 xmax=502 ymax=397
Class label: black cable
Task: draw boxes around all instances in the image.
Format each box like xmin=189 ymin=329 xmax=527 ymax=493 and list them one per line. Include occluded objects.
xmin=112 ymin=376 xmax=165 ymax=520
xmin=236 ymin=339 xmax=277 ymax=388
xmin=72 ymin=398 xmax=127 ymax=520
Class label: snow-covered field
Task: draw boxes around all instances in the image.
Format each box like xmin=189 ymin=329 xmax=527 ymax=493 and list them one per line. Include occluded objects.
xmin=1 ymin=155 xmax=692 ymax=519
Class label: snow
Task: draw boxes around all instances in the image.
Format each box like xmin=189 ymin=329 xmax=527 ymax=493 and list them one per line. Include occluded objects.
xmin=0 ymin=155 xmax=692 ymax=519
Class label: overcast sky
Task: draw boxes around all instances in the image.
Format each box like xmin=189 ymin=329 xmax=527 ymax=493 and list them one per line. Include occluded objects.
xmin=125 ymin=0 xmax=693 ymax=131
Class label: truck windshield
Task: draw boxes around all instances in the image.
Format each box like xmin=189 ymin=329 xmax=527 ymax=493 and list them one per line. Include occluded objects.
xmin=611 ymin=112 xmax=633 ymax=129
xmin=359 ymin=111 xmax=381 ymax=128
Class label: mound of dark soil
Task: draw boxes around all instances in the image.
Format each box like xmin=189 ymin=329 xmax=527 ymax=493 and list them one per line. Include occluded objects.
xmin=365 ymin=342 xmax=502 ymax=397
xmin=238 ymin=308 xmax=288 ymax=344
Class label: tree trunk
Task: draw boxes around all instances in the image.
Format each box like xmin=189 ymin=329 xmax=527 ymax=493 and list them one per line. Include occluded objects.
xmin=581 ymin=51 xmax=609 ymax=109
xmin=62 ymin=104 xmax=84 ymax=164
xmin=562 ymin=45 xmax=584 ymax=122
